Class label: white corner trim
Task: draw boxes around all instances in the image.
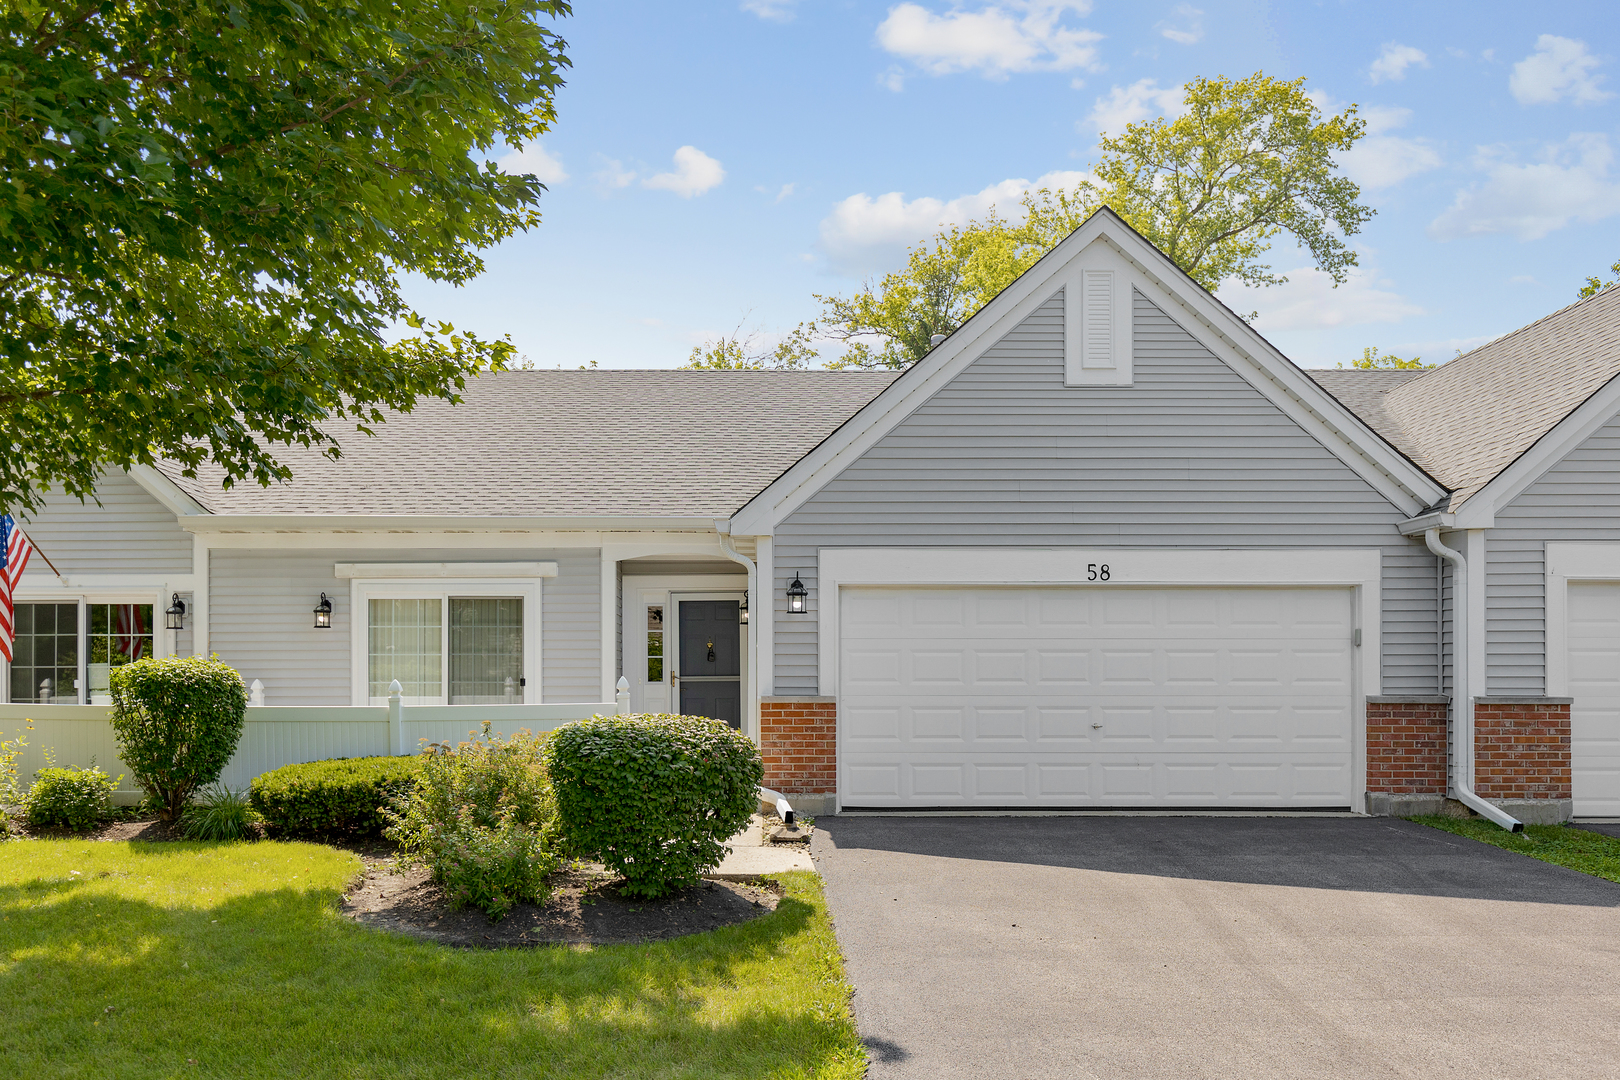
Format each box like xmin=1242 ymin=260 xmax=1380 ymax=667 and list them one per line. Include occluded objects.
xmin=730 ymin=212 xmax=1443 ymax=535
xmin=1544 ymin=542 xmax=1620 ymax=697
xmin=1452 ymin=370 xmax=1620 ymax=529
xmin=127 ymin=464 xmax=209 ymax=518
xmin=333 ymin=561 xmax=558 ymax=579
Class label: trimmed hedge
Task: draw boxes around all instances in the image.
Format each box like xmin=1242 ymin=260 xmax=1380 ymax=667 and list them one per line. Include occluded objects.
xmin=544 ymin=714 xmax=763 ymax=898
xmin=110 ymin=655 xmax=249 ymax=821
xmin=250 ymin=756 xmax=418 ymax=837
xmin=24 ymin=764 xmax=119 ymax=832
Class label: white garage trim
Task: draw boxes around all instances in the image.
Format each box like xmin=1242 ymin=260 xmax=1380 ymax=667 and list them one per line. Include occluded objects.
xmin=819 ymin=547 xmax=1382 ymax=814
xmin=1546 ymin=543 xmax=1620 ymax=698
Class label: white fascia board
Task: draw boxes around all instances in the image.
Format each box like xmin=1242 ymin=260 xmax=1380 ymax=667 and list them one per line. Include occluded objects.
xmin=1397 ymin=511 xmax=1456 ymax=536
xmin=334 ymin=561 xmax=558 ymax=579
xmin=731 ymin=210 xmax=1444 ymax=533
xmin=127 ymin=465 xmax=210 ymax=518
xmin=184 ymin=514 xmax=719 ymax=534
xmin=1450 ymin=370 xmax=1620 ymax=530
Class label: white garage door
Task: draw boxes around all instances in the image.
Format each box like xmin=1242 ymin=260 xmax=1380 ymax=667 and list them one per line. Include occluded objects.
xmin=839 ymin=586 xmax=1355 ymax=809
xmin=1568 ymin=583 xmax=1620 ymax=817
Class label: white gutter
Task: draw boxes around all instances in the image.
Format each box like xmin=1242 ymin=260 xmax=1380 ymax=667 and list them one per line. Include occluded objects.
xmin=714 ymin=520 xmax=760 ymax=743
xmin=1424 ymin=528 xmax=1524 ymax=832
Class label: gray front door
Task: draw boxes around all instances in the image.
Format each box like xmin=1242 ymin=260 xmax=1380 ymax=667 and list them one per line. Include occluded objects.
xmin=677 ymin=600 xmax=741 ymax=728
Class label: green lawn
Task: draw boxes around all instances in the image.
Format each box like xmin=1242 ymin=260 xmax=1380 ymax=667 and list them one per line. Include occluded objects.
xmin=1410 ymin=815 xmax=1620 ymax=884
xmin=0 ymin=840 xmax=866 ymax=1079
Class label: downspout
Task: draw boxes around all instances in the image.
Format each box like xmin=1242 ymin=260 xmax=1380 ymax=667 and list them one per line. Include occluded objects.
xmin=1425 ymin=528 xmax=1523 ymax=832
xmin=715 ymin=521 xmax=759 ymax=740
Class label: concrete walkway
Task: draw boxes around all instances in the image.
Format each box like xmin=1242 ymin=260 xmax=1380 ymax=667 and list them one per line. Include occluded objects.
xmin=706 ymin=815 xmax=814 ymax=880
xmin=814 ymin=816 xmax=1620 ymax=1080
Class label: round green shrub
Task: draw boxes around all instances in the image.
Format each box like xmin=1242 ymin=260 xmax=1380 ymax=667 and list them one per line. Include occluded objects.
xmin=109 ymin=655 xmax=248 ymax=821
xmin=24 ymin=764 xmax=119 ymax=832
xmin=251 ymin=756 xmax=418 ymax=838
xmin=544 ymin=713 xmax=764 ymax=899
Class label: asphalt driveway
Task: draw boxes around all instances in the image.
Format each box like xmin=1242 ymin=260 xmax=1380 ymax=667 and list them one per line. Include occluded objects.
xmin=812 ymin=816 xmax=1620 ymax=1080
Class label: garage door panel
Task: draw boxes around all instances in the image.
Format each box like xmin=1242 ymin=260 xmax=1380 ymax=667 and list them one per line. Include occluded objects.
xmin=1569 ymin=582 xmax=1620 ymax=816
xmin=840 ymin=585 xmax=1355 ymax=809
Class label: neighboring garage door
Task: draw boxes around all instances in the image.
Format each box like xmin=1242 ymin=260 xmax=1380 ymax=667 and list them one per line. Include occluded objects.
xmin=1568 ymin=583 xmax=1620 ymax=817
xmin=839 ymin=586 xmax=1355 ymax=809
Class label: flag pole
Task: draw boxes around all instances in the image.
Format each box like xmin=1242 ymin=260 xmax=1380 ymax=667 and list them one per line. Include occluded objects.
xmin=16 ymin=527 xmax=63 ymax=580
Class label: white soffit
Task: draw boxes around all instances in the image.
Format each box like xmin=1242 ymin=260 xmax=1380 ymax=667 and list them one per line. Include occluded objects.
xmin=127 ymin=464 xmax=210 ymax=518
xmin=731 ymin=210 xmax=1445 ymax=533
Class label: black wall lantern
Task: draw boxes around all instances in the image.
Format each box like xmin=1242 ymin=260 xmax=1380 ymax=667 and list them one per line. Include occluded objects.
xmin=786 ymin=573 xmax=808 ymax=615
xmin=313 ymin=593 xmax=333 ymax=629
xmin=164 ymin=593 xmax=187 ymax=631
xmin=739 ymin=590 xmax=750 ymax=624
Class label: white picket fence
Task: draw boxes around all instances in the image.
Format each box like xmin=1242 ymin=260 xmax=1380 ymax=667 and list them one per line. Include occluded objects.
xmin=0 ymin=692 xmax=626 ymax=804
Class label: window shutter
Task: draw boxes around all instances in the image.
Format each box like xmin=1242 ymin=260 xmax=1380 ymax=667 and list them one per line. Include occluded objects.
xmin=1081 ymin=270 xmax=1114 ymax=369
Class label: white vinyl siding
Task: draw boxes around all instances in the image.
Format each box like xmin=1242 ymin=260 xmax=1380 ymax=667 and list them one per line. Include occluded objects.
xmin=208 ymin=547 xmax=599 ymax=705
xmin=773 ymin=290 xmax=1438 ymax=696
xmin=14 ymin=473 xmax=192 ymax=581
xmin=1488 ymin=412 xmax=1620 ymax=694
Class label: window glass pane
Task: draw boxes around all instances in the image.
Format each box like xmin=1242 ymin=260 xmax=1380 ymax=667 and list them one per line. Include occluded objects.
xmin=86 ymin=604 xmax=154 ymax=703
xmin=646 ymin=605 xmax=663 ymax=683
xmin=9 ymin=603 xmax=79 ymax=704
xmin=368 ymin=598 xmax=442 ymax=705
xmin=448 ymin=597 xmax=522 ymax=704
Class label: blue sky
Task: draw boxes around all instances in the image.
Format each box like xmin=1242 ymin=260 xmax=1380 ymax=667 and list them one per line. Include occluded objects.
xmin=402 ymin=1 xmax=1620 ymax=370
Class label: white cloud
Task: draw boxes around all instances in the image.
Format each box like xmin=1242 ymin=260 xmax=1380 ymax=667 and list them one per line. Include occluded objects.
xmin=497 ymin=142 xmax=568 ymax=184
xmin=1428 ymin=133 xmax=1620 ymax=241
xmin=818 ymin=169 xmax=1090 ymax=276
xmin=741 ymin=0 xmax=798 ymax=21
xmin=880 ymin=66 xmax=906 ymax=92
xmin=642 ymin=146 xmax=726 ymax=198
xmin=593 ymin=158 xmax=636 ymax=190
xmin=1084 ymin=78 xmax=1185 ymax=138
xmin=1218 ymin=265 xmax=1423 ymax=332
xmin=1156 ymin=4 xmax=1202 ymax=45
xmin=1335 ymin=106 xmax=1441 ymax=189
xmin=775 ymin=182 xmax=795 ymax=203
xmin=875 ymin=1 xmax=1103 ymax=80
xmin=1368 ymin=43 xmax=1428 ymax=84
xmin=1510 ymin=35 xmax=1612 ymax=106
xmin=1509 ymin=275 xmax=1539 ymax=285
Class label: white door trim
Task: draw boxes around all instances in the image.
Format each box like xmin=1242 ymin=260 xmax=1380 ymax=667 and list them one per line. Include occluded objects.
xmin=1545 ymin=543 xmax=1620 ymax=697
xmin=819 ymin=547 xmax=1382 ymax=814
xmin=619 ymin=574 xmax=752 ymax=735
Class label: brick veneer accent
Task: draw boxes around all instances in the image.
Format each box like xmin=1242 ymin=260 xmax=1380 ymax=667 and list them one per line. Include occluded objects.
xmin=1366 ymin=699 xmax=1449 ymax=794
xmin=758 ymin=697 xmax=835 ymax=798
xmin=1474 ymin=701 xmax=1571 ymax=801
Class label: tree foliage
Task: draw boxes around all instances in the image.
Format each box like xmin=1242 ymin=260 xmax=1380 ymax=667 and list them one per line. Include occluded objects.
xmin=1580 ymin=258 xmax=1620 ymax=300
xmin=0 ymin=0 xmax=571 ymax=513
xmin=1341 ymin=346 xmax=1431 ymax=370
xmin=682 ymin=320 xmax=820 ymax=370
xmin=821 ymin=73 xmax=1371 ymax=370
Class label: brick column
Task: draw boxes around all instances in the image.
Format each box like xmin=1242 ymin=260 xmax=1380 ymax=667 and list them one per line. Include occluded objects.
xmin=758 ymin=696 xmax=836 ymax=815
xmin=1365 ymin=696 xmax=1449 ymax=816
xmin=1474 ymin=698 xmax=1571 ymax=805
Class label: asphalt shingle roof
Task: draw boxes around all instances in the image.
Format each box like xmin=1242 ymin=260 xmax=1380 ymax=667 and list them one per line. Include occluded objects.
xmin=159 ymin=370 xmax=900 ymax=517
xmin=1307 ymin=286 xmax=1620 ymax=510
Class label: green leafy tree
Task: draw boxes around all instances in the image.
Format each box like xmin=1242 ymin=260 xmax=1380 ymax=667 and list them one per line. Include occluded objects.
xmin=1579 ymin=258 xmax=1620 ymax=299
xmin=1339 ymin=347 xmax=1431 ymax=370
xmin=682 ymin=321 xmax=820 ymax=370
xmin=822 ymin=72 xmax=1372 ymax=370
xmin=0 ymin=1 xmax=571 ymax=514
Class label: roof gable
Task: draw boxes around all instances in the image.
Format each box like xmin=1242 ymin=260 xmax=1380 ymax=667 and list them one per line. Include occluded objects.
xmin=730 ymin=209 xmax=1447 ymax=533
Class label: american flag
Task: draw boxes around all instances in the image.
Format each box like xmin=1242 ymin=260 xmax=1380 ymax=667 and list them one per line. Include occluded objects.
xmin=1 ymin=514 xmax=37 ymax=663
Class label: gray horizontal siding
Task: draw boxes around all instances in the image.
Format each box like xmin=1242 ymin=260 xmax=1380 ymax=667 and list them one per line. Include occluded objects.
xmin=209 ymin=547 xmax=600 ymax=706
xmin=16 ymin=473 xmax=192 ymax=581
xmin=1487 ymin=411 xmax=1620 ymax=694
xmin=774 ymin=290 xmax=1437 ymax=695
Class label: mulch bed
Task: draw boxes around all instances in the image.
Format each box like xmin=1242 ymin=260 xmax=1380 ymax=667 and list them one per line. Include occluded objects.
xmin=342 ymin=859 xmax=782 ymax=947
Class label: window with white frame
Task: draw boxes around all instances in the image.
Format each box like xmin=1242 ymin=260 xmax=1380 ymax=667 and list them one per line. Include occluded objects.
xmin=7 ymin=600 xmax=156 ymax=705
xmin=353 ymin=581 xmax=539 ymax=706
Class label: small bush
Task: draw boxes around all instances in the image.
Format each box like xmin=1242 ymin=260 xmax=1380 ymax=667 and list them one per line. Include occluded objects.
xmin=385 ymin=722 xmax=558 ymax=920
xmin=251 ymin=756 xmax=418 ymax=838
xmin=24 ymin=763 xmax=120 ymax=832
xmin=110 ymin=655 xmax=249 ymax=821
xmin=544 ymin=713 xmax=763 ymax=899
xmin=181 ymin=785 xmax=261 ymax=841
xmin=0 ymin=720 xmax=32 ymax=819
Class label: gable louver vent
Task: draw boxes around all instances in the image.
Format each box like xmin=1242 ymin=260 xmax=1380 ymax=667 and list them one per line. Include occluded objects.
xmin=1082 ymin=270 xmax=1114 ymax=369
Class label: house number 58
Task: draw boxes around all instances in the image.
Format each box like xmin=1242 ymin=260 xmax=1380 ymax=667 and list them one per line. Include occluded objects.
xmin=1088 ymin=563 xmax=1110 ymax=581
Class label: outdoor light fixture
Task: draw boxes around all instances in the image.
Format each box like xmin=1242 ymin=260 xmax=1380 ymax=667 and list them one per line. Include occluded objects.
xmin=313 ymin=593 xmax=333 ymax=629
xmin=739 ymin=591 xmax=750 ymax=624
xmin=786 ymin=573 xmax=808 ymax=615
xmin=164 ymin=593 xmax=187 ymax=631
